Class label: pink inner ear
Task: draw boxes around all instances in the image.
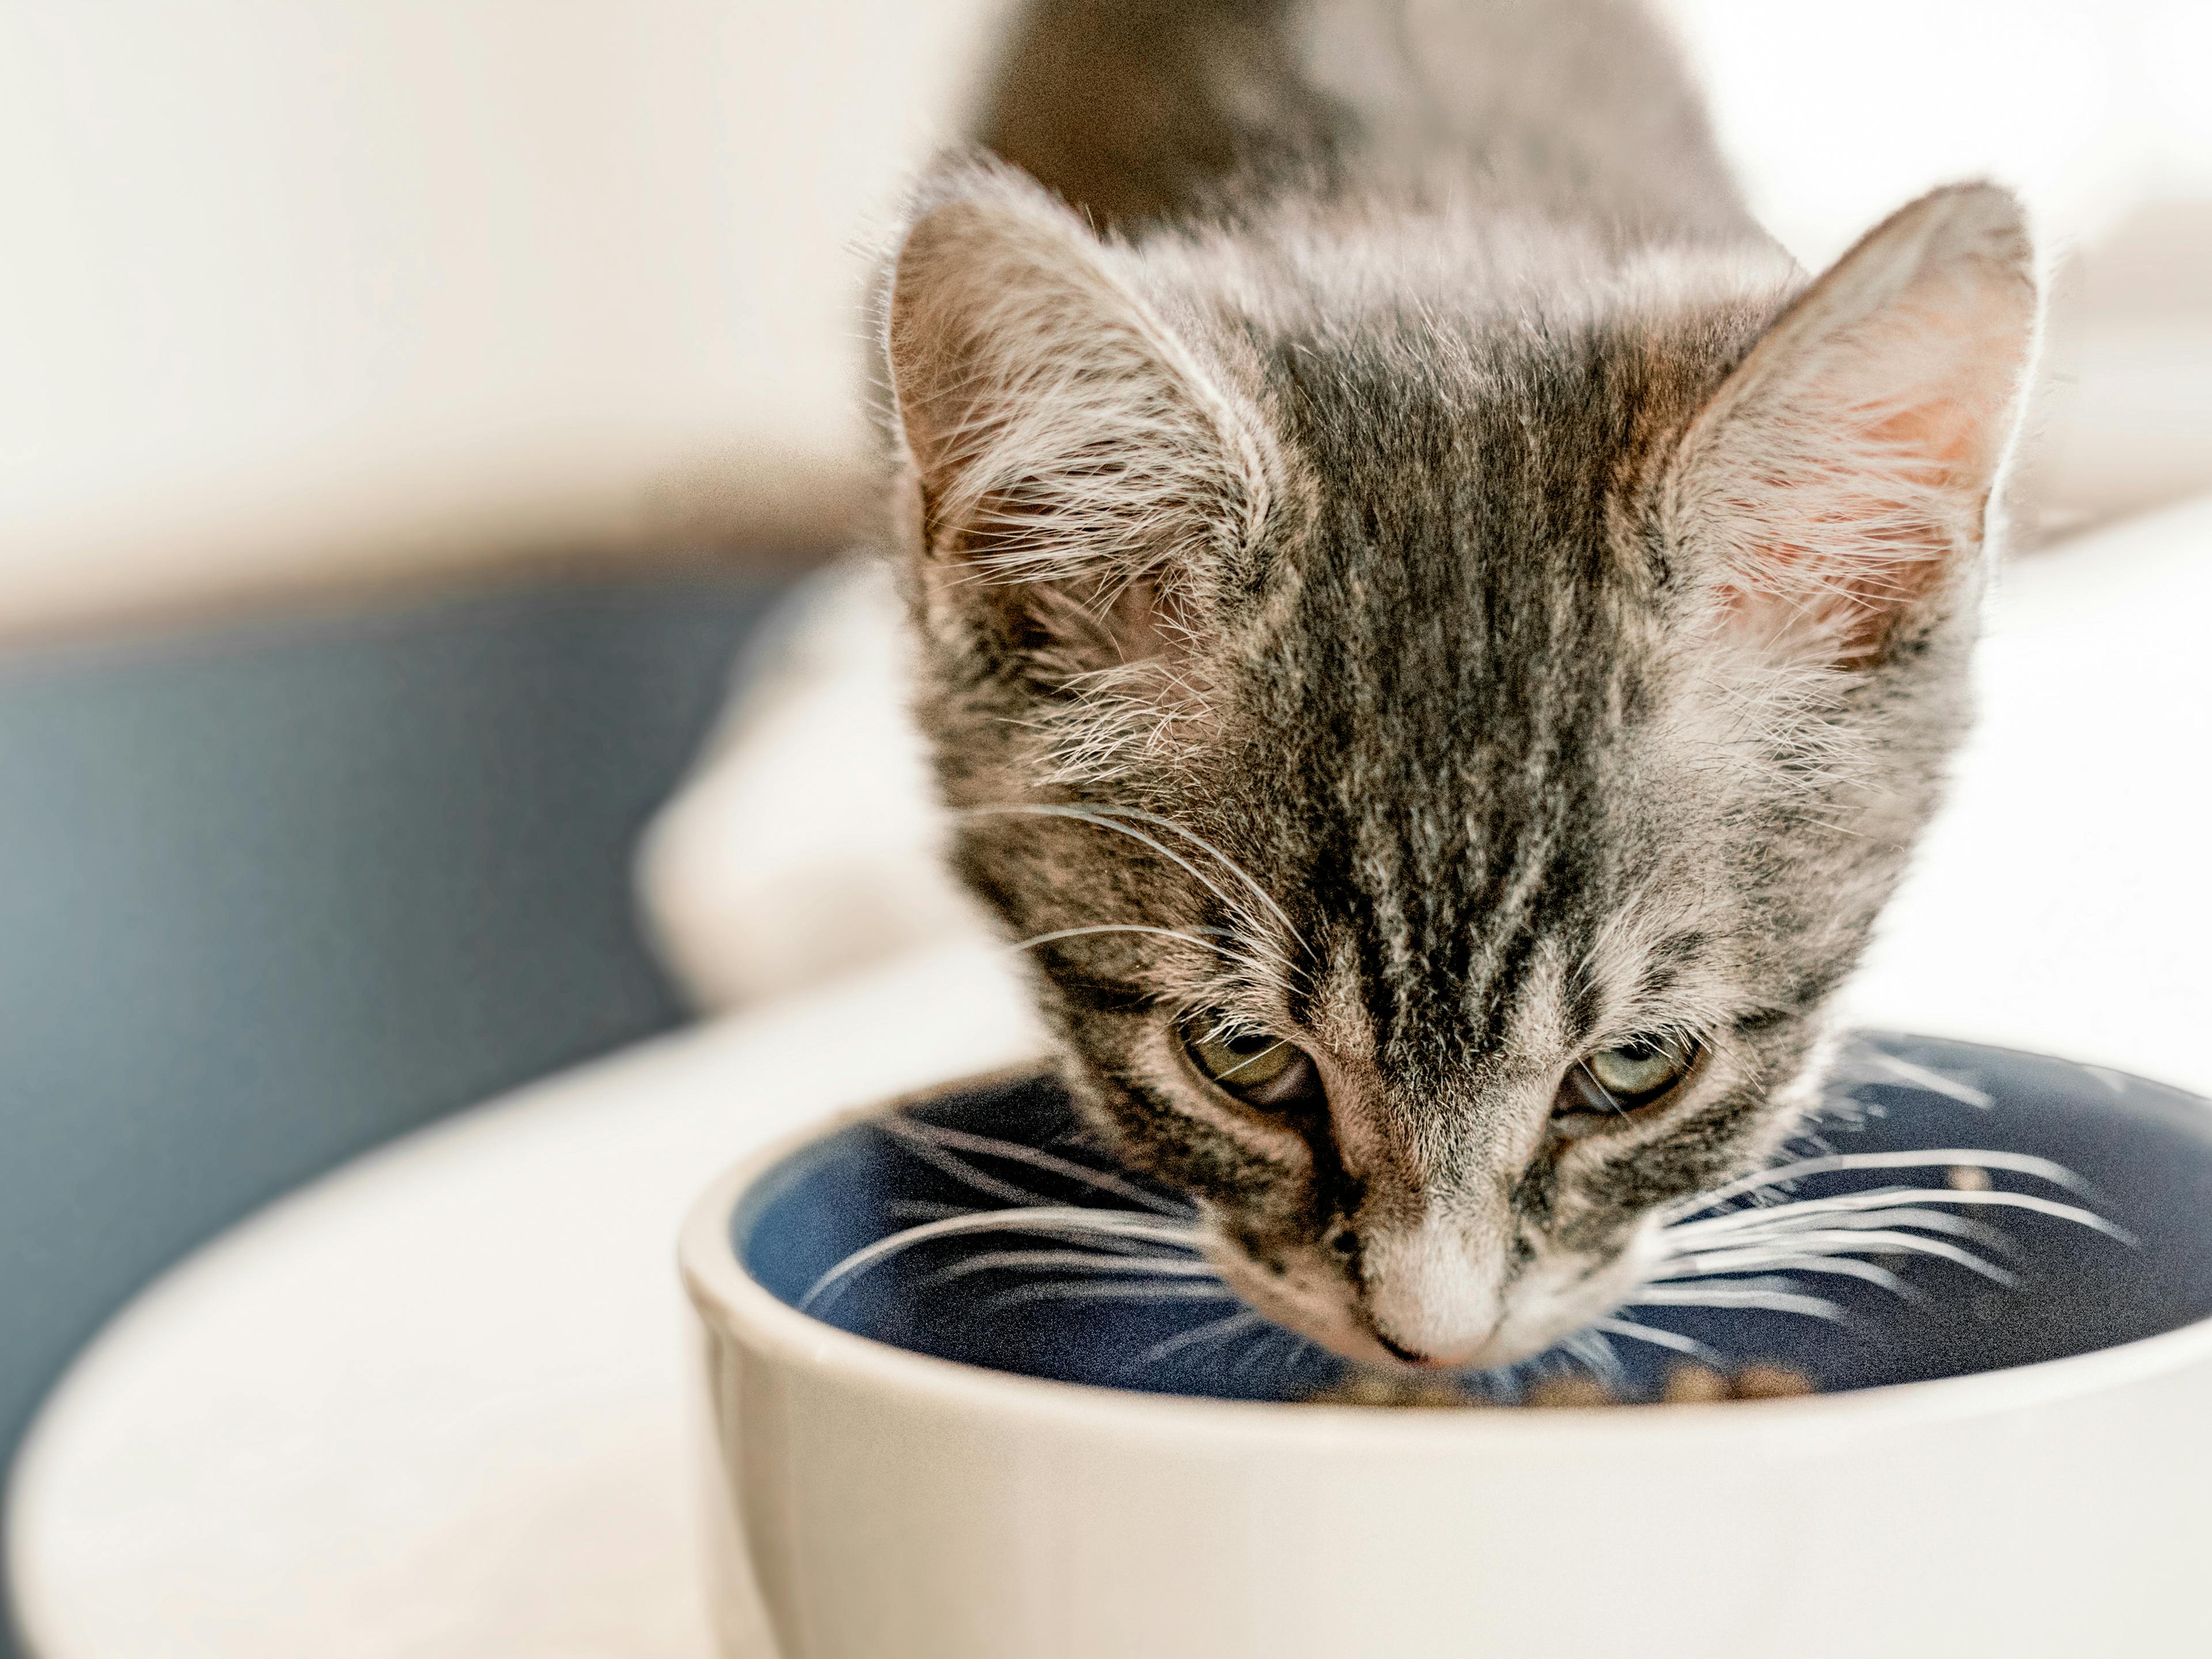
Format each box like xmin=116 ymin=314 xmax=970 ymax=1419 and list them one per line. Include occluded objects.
xmin=1719 ymin=399 xmax=1982 ymax=662
xmin=1709 ymin=291 xmax=2033 ymax=665
xmin=1683 ymin=184 xmax=2039 ymax=667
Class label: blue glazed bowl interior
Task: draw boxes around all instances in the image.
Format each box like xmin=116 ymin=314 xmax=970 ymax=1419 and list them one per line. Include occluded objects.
xmin=734 ymin=1034 xmax=2212 ymax=1404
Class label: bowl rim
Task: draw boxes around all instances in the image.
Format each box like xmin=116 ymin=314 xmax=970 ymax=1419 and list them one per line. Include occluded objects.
xmin=678 ymin=1067 xmax=2212 ymax=1448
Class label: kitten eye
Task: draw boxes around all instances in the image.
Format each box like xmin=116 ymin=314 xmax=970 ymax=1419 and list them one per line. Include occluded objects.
xmin=1555 ymin=1033 xmax=1701 ymax=1127
xmin=1588 ymin=1035 xmax=1696 ymax=1100
xmin=1180 ymin=1018 xmax=1322 ymax=1110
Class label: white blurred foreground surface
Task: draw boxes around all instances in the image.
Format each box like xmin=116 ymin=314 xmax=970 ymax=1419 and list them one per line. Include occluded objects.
xmin=6 ymin=945 xmax=1043 ymax=1659
xmin=1843 ymin=494 xmax=2212 ymax=1091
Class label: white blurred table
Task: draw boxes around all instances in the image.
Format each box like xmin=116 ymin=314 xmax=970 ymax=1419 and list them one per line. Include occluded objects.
xmin=1843 ymin=493 xmax=2212 ymax=1097
xmin=5 ymin=945 xmax=1042 ymax=1659
xmin=9 ymin=499 xmax=2210 ymax=1658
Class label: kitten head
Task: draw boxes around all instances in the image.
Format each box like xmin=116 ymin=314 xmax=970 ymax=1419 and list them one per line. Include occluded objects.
xmin=881 ymin=162 xmax=2037 ymax=1367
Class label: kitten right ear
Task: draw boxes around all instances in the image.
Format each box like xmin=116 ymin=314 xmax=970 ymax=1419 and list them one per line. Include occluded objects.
xmin=882 ymin=162 xmax=1272 ymax=685
xmin=1664 ymin=183 xmax=2040 ymax=666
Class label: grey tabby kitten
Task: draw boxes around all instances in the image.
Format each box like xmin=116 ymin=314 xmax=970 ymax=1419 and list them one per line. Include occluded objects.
xmin=879 ymin=0 xmax=2039 ymax=1368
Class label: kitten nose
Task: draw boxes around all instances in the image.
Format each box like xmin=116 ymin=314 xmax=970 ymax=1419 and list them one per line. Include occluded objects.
xmin=1358 ymin=1222 xmax=1507 ymax=1366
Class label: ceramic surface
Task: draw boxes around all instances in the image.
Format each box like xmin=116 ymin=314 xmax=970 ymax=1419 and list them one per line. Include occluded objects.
xmin=681 ymin=1035 xmax=2212 ymax=1658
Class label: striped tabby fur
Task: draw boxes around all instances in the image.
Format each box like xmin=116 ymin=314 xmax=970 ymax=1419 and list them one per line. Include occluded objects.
xmin=877 ymin=0 xmax=2040 ymax=1366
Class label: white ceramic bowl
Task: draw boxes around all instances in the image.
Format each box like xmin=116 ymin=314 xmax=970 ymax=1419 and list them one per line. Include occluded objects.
xmin=680 ymin=1040 xmax=2212 ymax=1658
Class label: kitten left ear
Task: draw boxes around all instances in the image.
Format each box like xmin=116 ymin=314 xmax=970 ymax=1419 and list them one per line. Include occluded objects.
xmin=1664 ymin=183 xmax=2040 ymax=665
xmin=882 ymin=161 xmax=1273 ymax=689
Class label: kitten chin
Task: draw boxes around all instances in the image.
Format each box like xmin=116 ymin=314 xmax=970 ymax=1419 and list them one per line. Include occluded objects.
xmin=877 ymin=0 xmax=2040 ymax=1365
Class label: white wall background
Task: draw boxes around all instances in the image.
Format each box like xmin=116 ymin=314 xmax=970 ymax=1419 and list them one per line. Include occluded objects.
xmin=3 ymin=0 xmax=2209 ymax=635
xmin=0 ymin=0 xmax=1014 ymax=630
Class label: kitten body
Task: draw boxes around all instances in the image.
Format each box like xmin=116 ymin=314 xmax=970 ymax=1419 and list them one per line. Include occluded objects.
xmin=881 ymin=0 xmax=2039 ymax=1366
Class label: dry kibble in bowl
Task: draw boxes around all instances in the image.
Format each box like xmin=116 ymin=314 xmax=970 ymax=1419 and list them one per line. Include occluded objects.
xmin=1660 ymin=1363 xmax=1732 ymax=1404
xmin=1730 ymin=1363 xmax=1817 ymax=1400
xmin=1660 ymin=1361 xmax=1819 ymax=1403
xmin=1304 ymin=1372 xmax=1484 ymax=1409
xmin=1306 ymin=1359 xmax=1820 ymax=1409
xmin=1521 ymin=1374 xmax=1622 ymax=1410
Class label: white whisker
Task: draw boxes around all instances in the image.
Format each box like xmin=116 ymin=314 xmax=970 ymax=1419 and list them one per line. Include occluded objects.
xmin=1853 ymin=1054 xmax=1994 ymax=1109
xmin=1087 ymin=805 xmax=1308 ymax=951
xmin=1760 ymin=1194 xmax=2105 ymax=1247
xmin=919 ymin=1249 xmax=1221 ymax=1286
xmin=1008 ymin=922 xmax=1224 ymax=955
xmin=961 ymin=804 xmax=1268 ymax=941
xmin=1128 ymin=1308 xmax=1268 ymax=1370
xmin=1634 ymin=1283 xmax=1844 ymax=1320
xmin=1664 ymin=1149 xmax=2091 ymax=1222
xmin=959 ymin=802 xmax=1305 ymax=995
xmin=885 ymin=1199 xmax=974 ymax=1223
xmin=1577 ymin=1059 xmax=1632 ymax=1124
xmin=1681 ymin=1214 xmax=2008 ymax=1257
xmin=1664 ymin=1229 xmax=2013 ymax=1283
xmin=1262 ymin=1333 xmax=1322 ymax=1388
xmin=802 ymin=1205 xmax=1205 ymax=1312
xmin=1645 ymin=1251 xmax=1913 ymax=1295
xmin=1590 ymin=1315 xmax=1718 ymax=1360
xmin=1232 ymin=1324 xmax=1298 ymax=1380
xmin=1666 ymin=1196 xmax=2013 ymax=1249
xmin=1560 ymin=1330 xmax=1627 ymax=1387
xmin=883 ymin=1117 xmax=1190 ymax=1216
xmin=876 ymin=1123 xmax=1053 ymax=1209
xmin=979 ymin=1279 xmax=1244 ymax=1316
xmin=1663 ymin=1194 xmax=2115 ymax=1247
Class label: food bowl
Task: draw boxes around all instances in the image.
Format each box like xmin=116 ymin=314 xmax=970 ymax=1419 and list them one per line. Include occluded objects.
xmin=680 ymin=1034 xmax=2212 ymax=1657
